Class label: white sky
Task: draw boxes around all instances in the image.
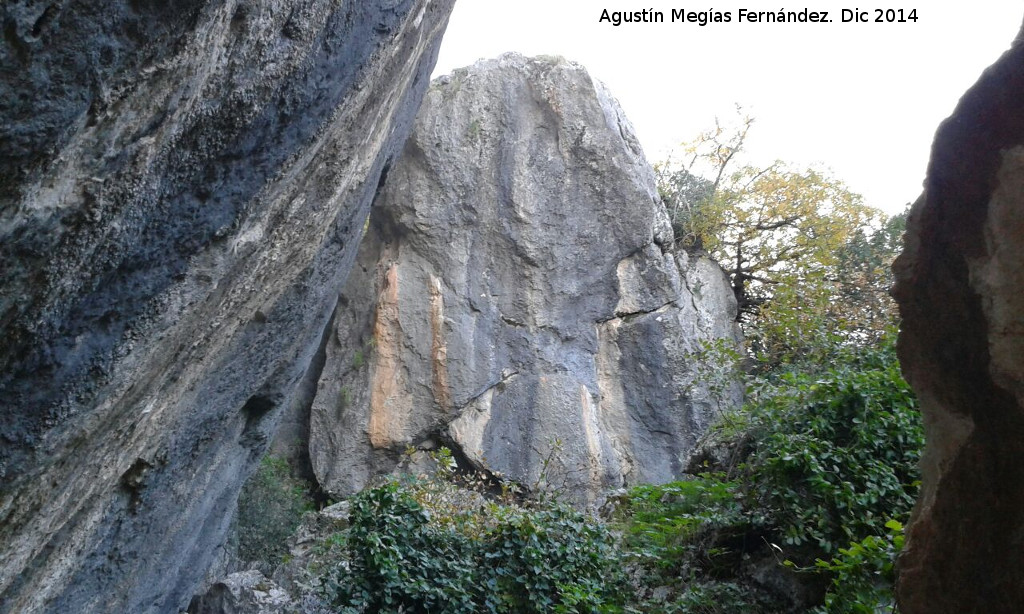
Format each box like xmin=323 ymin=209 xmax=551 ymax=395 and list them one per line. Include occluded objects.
xmin=433 ymin=2 xmax=1023 ymax=214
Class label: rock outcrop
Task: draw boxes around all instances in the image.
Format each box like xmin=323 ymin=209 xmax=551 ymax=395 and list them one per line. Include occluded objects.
xmin=0 ymin=1 xmax=454 ymax=612
xmin=892 ymin=23 xmax=1024 ymax=614
xmin=187 ymin=571 xmax=297 ymax=614
xmin=305 ymin=54 xmax=742 ymax=503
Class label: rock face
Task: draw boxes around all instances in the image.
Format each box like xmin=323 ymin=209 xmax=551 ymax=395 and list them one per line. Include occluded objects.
xmin=187 ymin=571 xmax=296 ymax=614
xmin=892 ymin=25 xmax=1024 ymax=613
xmin=306 ymin=54 xmax=742 ymax=503
xmin=0 ymin=1 xmax=454 ymax=612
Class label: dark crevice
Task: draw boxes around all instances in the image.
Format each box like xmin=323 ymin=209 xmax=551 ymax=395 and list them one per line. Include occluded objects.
xmin=31 ymin=4 xmax=59 ymax=39
xmin=433 ymin=433 xmax=509 ymax=497
xmin=239 ymin=394 xmax=275 ymax=450
xmin=597 ymin=298 xmax=677 ymax=324
xmin=374 ymin=158 xmax=393 ymax=200
xmin=3 ymin=17 xmax=30 ymax=63
xmin=289 ymin=301 xmax=338 ymax=506
xmin=119 ymin=457 xmax=153 ymax=514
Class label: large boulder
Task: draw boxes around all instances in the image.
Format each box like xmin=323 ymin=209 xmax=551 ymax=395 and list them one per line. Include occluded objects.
xmin=304 ymin=54 xmax=742 ymax=504
xmin=187 ymin=571 xmax=296 ymax=614
xmin=0 ymin=1 xmax=454 ymax=612
xmin=892 ymin=22 xmax=1024 ymax=613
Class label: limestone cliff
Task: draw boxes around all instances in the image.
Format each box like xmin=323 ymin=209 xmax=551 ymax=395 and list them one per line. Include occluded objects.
xmin=0 ymin=1 xmax=454 ymax=612
xmin=892 ymin=22 xmax=1024 ymax=614
xmin=304 ymin=54 xmax=743 ymax=503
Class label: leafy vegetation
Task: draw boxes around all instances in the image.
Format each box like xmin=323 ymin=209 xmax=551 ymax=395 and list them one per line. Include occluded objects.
xmin=613 ymin=333 xmax=921 ymax=613
xmin=234 ymin=455 xmax=315 ymax=567
xmin=655 ymin=110 xmax=906 ymax=366
xmin=742 ymin=339 xmax=921 ymax=554
xmin=802 ymin=519 xmax=906 ymax=614
xmin=310 ymin=461 xmax=629 ymax=614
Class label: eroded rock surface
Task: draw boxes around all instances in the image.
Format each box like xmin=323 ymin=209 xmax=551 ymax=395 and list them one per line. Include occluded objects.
xmin=187 ymin=571 xmax=296 ymax=614
xmin=0 ymin=1 xmax=454 ymax=612
xmin=306 ymin=54 xmax=742 ymax=504
xmin=892 ymin=25 xmax=1024 ymax=613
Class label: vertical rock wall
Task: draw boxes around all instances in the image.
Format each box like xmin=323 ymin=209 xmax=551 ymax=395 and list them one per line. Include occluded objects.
xmin=0 ymin=1 xmax=454 ymax=612
xmin=306 ymin=55 xmax=743 ymax=504
xmin=892 ymin=23 xmax=1024 ymax=613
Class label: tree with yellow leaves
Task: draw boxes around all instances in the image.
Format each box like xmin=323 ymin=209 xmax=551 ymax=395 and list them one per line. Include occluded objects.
xmin=657 ymin=112 xmax=903 ymax=365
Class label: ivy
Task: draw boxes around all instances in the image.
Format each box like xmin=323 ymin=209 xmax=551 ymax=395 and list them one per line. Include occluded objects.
xmin=614 ymin=332 xmax=922 ymax=612
xmin=744 ymin=336 xmax=922 ymax=554
xmin=317 ymin=475 xmax=629 ymax=613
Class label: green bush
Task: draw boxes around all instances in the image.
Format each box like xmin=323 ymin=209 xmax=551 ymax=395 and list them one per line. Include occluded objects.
xmin=235 ymin=455 xmax=314 ymax=566
xmin=317 ymin=473 xmax=628 ymax=613
xmin=807 ymin=519 xmax=905 ymax=614
xmin=323 ymin=480 xmax=477 ymax=613
xmin=479 ymin=505 xmax=624 ymax=613
xmin=744 ymin=337 xmax=922 ymax=554
xmin=615 ymin=333 xmax=921 ymax=612
xmin=615 ymin=477 xmax=777 ymax=614
xmin=664 ymin=580 xmax=773 ymax=614
xmin=616 ymin=476 xmax=746 ymax=571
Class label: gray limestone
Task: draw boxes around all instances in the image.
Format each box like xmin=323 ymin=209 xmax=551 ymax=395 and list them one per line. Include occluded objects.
xmin=0 ymin=1 xmax=454 ymax=612
xmin=306 ymin=54 xmax=743 ymax=504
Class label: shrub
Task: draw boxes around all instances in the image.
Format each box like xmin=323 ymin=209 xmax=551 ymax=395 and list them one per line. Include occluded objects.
xmin=807 ymin=519 xmax=905 ymax=614
xmin=743 ymin=336 xmax=922 ymax=554
xmin=323 ymin=480 xmax=477 ymax=613
xmin=615 ymin=333 xmax=921 ymax=612
xmin=479 ymin=504 xmax=624 ymax=613
xmin=664 ymin=580 xmax=773 ymax=614
xmin=616 ymin=476 xmax=746 ymax=571
xmin=317 ymin=471 xmax=629 ymax=613
xmin=235 ymin=455 xmax=314 ymax=566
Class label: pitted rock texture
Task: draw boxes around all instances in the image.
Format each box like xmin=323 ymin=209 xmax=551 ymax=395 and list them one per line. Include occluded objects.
xmin=306 ymin=54 xmax=742 ymax=504
xmin=0 ymin=1 xmax=454 ymax=612
xmin=892 ymin=24 xmax=1024 ymax=614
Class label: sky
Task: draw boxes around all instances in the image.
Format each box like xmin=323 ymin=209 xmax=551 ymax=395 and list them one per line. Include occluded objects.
xmin=433 ymin=2 xmax=1023 ymax=214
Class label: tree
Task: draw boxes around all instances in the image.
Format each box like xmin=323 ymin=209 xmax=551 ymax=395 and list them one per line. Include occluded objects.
xmin=655 ymin=109 xmax=751 ymax=251
xmin=657 ymin=114 xmax=903 ymax=365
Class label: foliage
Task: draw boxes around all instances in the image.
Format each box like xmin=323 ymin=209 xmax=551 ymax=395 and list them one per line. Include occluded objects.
xmin=715 ymin=166 xmax=877 ymax=312
xmin=749 ymin=207 xmax=906 ymax=368
xmin=235 ymin=455 xmax=315 ymax=567
xmin=616 ymin=476 xmax=747 ymax=570
xmin=656 ymin=112 xmax=905 ymax=366
xmin=614 ymin=333 xmax=921 ymax=612
xmin=829 ymin=209 xmax=907 ymax=342
xmin=479 ymin=505 xmax=625 ymax=613
xmin=743 ymin=335 xmax=922 ymax=554
xmin=315 ymin=462 xmax=629 ymax=613
xmin=805 ymin=519 xmax=905 ymax=614
xmin=322 ymin=480 xmax=478 ymax=613
xmin=662 ymin=580 xmax=775 ymax=614
xmin=612 ymin=474 xmax=779 ymax=613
